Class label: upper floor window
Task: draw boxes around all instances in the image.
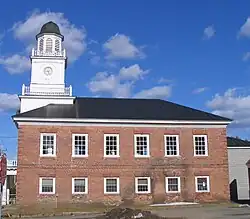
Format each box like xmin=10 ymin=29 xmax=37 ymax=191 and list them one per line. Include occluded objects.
xmin=72 ymin=134 xmax=88 ymax=157
xmin=104 ymin=134 xmax=119 ymax=157
xmin=134 ymin=134 xmax=150 ymax=157
xmin=195 ymin=176 xmax=210 ymax=192
xmin=39 ymin=38 xmax=44 ymax=51
xmin=193 ymin=135 xmax=208 ymax=156
xmin=39 ymin=177 xmax=55 ymax=194
xmin=72 ymin=178 xmax=88 ymax=194
xmin=55 ymin=39 xmax=60 ymax=52
xmin=45 ymin=38 xmax=53 ymax=52
xmin=40 ymin=133 xmax=56 ymax=157
xmin=164 ymin=135 xmax=180 ymax=156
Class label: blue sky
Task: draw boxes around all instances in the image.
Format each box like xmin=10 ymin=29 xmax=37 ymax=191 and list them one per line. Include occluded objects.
xmin=1 ymin=0 xmax=250 ymax=159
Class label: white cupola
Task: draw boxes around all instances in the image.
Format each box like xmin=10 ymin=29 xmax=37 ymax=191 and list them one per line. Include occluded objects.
xmin=19 ymin=21 xmax=75 ymax=113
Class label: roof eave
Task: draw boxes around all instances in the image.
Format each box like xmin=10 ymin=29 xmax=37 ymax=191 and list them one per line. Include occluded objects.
xmin=12 ymin=117 xmax=233 ymax=125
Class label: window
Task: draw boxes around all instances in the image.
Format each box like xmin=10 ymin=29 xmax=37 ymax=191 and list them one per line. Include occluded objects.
xmin=134 ymin=135 xmax=150 ymax=157
xmin=72 ymin=178 xmax=88 ymax=194
xmin=135 ymin=177 xmax=151 ymax=194
xmin=165 ymin=177 xmax=181 ymax=193
xmin=72 ymin=134 xmax=88 ymax=157
xmin=164 ymin=135 xmax=180 ymax=156
xmin=195 ymin=176 xmax=210 ymax=192
xmin=193 ymin=135 xmax=208 ymax=156
xmin=104 ymin=134 xmax=119 ymax=157
xmin=39 ymin=38 xmax=44 ymax=51
xmin=55 ymin=39 xmax=60 ymax=51
xmin=39 ymin=178 xmax=55 ymax=194
xmin=45 ymin=38 xmax=53 ymax=52
xmin=104 ymin=178 xmax=119 ymax=194
xmin=40 ymin=133 xmax=56 ymax=156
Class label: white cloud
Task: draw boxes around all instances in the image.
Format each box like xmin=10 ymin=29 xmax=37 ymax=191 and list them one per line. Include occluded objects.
xmin=243 ymin=52 xmax=250 ymax=61
xmin=239 ymin=17 xmax=250 ymax=38
xmin=103 ymin=33 xmax=145 ymax=59
xmin=133 ymin=85 xmax=172 ymax=99
xmin=0 ymin=54 xmax=30 ymax=74
xmin=0 ymin=93 xmax=20 ymax=112
xmin=203 ymin=25 xmax=215 ymax=39
xmin=193 ymin=87 xmax=208 ymax=94
xmin=87 ymin=64 xmax=150 ymax=98
xmin=206 ymin=88 xmax=250 ymax=127
xmin=12 ymin=10 xmax=87 ymax=63
xmin=119 ymin=64 xmax=149 ymax=81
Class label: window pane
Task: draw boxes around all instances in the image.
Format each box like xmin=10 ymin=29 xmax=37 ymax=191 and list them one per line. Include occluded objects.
xmin=106 ymin=179 xmax=117 ymax=192
xmin=167 ymin=178 xmax=179 ymax=192
xmin=137 ymin=178 xmax=149 ymax=192
xmin=41 ymin=179 xmax=53 ymax=193
xmin=135 ymin=136 xmax=148 ymax=156
xmin=194 ymin=136 xmax=207 ymax=155
xmin=74 ymin=135 xmax=86 ymax=155
xmin=74 ymin=179 xmax=86 ymax=193
xmin=197 ymin=177 xmax=208 ymax=191
xmin=105 ymin=135 xmax=118 ymax=156
xmin=165 ymin=136 xmax=178 ymax=156
xmin=42 ymin=135 xmax=55 ymax=155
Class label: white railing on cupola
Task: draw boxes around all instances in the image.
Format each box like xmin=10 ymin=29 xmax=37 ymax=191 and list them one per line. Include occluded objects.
xmin=22 ymin=84 xmax=72 ymax=96
xmin=31 ymin=48 xmax=66 ymax=58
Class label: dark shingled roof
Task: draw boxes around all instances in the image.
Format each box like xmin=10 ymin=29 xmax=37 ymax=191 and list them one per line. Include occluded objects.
xmin=227 ymin=136 xmax=250 ymax=147
xmin=13 ymin=97 xmax=232 ymax=123
xmin=36 ymin=21 xmax=63 ymax=39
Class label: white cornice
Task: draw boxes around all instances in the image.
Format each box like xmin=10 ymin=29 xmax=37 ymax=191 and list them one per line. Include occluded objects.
xmin=13 ymin=117 xmax=231 ymax=128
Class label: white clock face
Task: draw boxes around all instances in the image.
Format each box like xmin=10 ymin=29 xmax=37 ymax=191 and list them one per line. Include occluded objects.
xmin=44 ymin=67 xmax=53 ymax=76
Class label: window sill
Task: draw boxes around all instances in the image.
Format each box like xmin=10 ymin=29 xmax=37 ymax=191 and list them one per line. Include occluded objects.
xmin=104 ymin=192 xmax=120 ymax=195
xmin=134 ymin=155 xmax=150 ymax=158
xmin=135 ymin=192 xmax=151 ymax=194
xmin=164 ymin=155 xmax=181 ymax=158
xmin=72 ymin=192 xmax=88 ymax=195
xmin=40 ymin=155 xmax=56 ymax=158
xmin=72 ymin=155 xmax=88 ymax=158
xmin=39 ymin=192 xmax=55 ymax=195
xmin=104 ymin=156 xmax=120 ymax=158
xmin=195 ymin=191 xmax=210 ymax=193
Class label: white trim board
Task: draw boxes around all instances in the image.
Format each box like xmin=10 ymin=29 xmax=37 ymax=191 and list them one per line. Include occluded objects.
xmin=15 ymin=121 xmax=228 ymax=128
xmin=13 ymin=117 xmax=231 ymax=125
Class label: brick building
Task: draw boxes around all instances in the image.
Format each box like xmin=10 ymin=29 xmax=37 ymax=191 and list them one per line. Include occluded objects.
xmin=13 ymin=21 xmax=232 ymax=206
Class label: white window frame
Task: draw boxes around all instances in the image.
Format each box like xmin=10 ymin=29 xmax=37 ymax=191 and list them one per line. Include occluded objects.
xmin=165 ymin=177 xmax=181 ymax=193
xmin=104 ymin=177 xmax=120 ymax=194
xmin=134 ymin=134 xmax=150 ymax=158
xmin=40 ymin=133 xmax=56 ymax=157
xmin=72 ymin=177 xmax=88 ymax=194
xmin=195 ymin=176 xmax=210 ymax=193
xmin=193 ymin=135 xmax=208 ymax=156
xmin=72 ymin=134 xmax=88 ymax=157
xmin=39 ymin=177 xmax=55 ymax=195
xmin=104 ymin=134 xmax=120 ymax=158
xmin=164 ymin=135 xmax=180 ymax=157
xmin=135 ymin=177 xmax=151 ymax=194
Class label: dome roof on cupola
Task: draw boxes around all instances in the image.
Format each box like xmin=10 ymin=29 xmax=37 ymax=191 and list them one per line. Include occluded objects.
xmin=36 ymin=21 xmax=64 ymax=40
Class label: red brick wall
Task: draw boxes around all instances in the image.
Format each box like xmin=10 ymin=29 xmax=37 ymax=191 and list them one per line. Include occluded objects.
xmin=16 ymin=125 xmax=230 ymax=206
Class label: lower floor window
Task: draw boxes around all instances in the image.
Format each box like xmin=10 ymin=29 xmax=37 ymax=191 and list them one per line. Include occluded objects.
xmin=104 ymin=178 xmax=119 ymax=194
xmin=135 ymin=177 xmax=151 ymax=194
xmin=195 ymin=176 xmax=210 ymax=192
xmin=39 ymin=178 xmax=55 ymax=194
xmin=72 ymin=178 xmax=88 ymax=194
xmin=166 ymin=177 xmax=180 ymax=193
